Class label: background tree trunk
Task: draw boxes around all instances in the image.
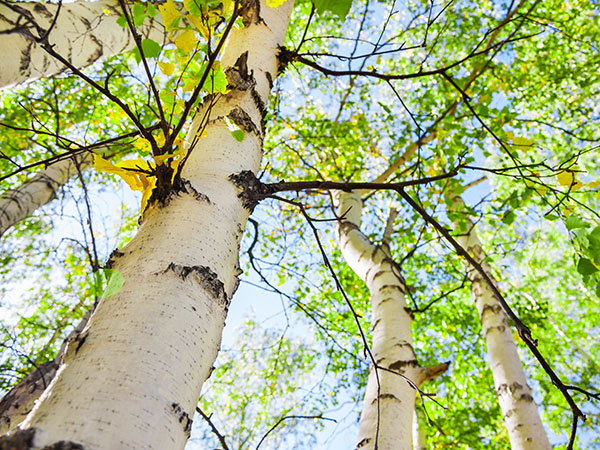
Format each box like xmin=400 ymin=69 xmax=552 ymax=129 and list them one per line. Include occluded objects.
xmin=449 ymin=193 xmax=551 ymax=450
xmin=0 ymin=153 xmax=91 ymax=237
xmin=0 ymin=0 xmax=166 ymax=89
xmin=334 ymin=190 xmax=448 ymax=450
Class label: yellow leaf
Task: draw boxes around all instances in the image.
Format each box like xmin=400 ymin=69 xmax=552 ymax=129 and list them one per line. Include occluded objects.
xmin=175 ymin=30 xmax=197 ymax=54
xmin=120 ymin=171 xmax=145 ymax=191
xmin=93 ymin=154 xmax=119 ymax=174
xmin=94 ymin=155 xmax=145 ymax=192
xmin=140 ymin=177 xmax=157 ymax=213
xmin=182 ymin=79 xmax=197 ymax=92
xmin=133 ymin=138 xmax=152 ymax=153
xmin=158 ymin=0 xmax=180 ymax=30
xmin=187 ymin=15 xmax=210 ymax=40
xmin=157 ymin=61 xmax=175 ymax=76
xmin=153 ymin=154 xmax=172 ymax=165
xmin=154 ymin=130 xmax=166 ymax=147
xmin=513 ymin=136 xmax=534 ymax=147
xmin=587 ymin=181 xmax=600 ymax=189
xmin=176 ymin=55 xmax=189 ymax=67
xmin=557 ymin=171 xmax=574 ymax=187
xmin=117 ymin=158 xmax=151 ymax=172
xmin=222 ymin=0 xmax=233 ymax=14
xmin=103 ymin=8 xmax=111 ymax=15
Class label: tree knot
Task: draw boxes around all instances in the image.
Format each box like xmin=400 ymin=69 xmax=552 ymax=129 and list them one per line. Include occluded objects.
xmin=229 ymin=170 xmax=271 ymax=211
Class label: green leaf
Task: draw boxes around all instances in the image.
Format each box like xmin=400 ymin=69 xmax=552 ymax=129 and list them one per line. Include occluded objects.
xmin=141 ymin=38 xmax=162 ymax=59
xmin=133 ymin=3 xmax=146 ymax=27
xmin=313 ymin=0 xmax=353 ymax=18
xmin=184 ymin=0 xmax=204 ymax=16
xmin=208 ymin=66 xmax=228 ymax=93
xmin=231 ymin=129 xmax=245 ymax=142
xmin=102 ymin=269 xmax=124 ymax=298
xmin=147 ymin=3 xmax=157 ymax=18
xmin=577 ymin=257 xmax=597 ymax=276
xmin=545 ymin=214 xmax=559 ymax=221
xmin=116 ymin=14 xmax=128 ymax=28
xmin=501 ymin=210 xmax=516 ymax=225
xmin=565 ymin=215 xmax=589 ymax=230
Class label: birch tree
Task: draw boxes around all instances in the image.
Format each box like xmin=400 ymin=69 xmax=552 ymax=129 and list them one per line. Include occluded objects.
xmin=2 ymin=0 xmax=293 ymax=448
xmin=1 ymin=0 xmax=600 ymax=449
xmin=446 ymin=192 xmax=550 ymax=449
xmin=334 ymin=189 xmax=449 ymax=449
xmin=0 ymin=0 xmax=168 ymax=89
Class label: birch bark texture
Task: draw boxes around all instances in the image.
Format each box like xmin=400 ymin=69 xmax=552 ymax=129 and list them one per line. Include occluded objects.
xmin=0 ymin=153 xmax=92 ymax=237
xmin=16 ymin=1 xmax=294 ymax=449
xmin=334 ymin=190 xmax=448 ymax=450
xmin=0 ymin=0 xmax=167 ymax=89
xmin=449 ymin=194 xmax=551 ymax=450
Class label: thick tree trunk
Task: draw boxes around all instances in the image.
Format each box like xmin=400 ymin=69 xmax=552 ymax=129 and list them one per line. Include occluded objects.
xmin=449 ymin=194 xmax=551 ymax=450
xmin=0 ymin=0 xmax=166 ymax=89
xmin=334 ymin=191 xmax=448 ymax=450
xmin=0 ymin=153 xmax=92 ymax=237
xmin=0 ymin=309 xmax=92 ymax=434
xmin=10 ymin=2 xmax=293 ymax=449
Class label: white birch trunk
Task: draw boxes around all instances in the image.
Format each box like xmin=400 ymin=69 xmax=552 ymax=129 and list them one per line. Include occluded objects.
xmin=0 ymin=0 xmax=167 ymax=89
xmin=0 ymin=153 xmax=92 ymax=237
xmin=449 ymin=195 xmax=551 ymax=450
xmin=412 ymin=407 xmax=427 ymax=450
xmin=334 ymin=191 xmax=447 ymax=450
xmin=14 ymin=2 xmax=293 ymax=449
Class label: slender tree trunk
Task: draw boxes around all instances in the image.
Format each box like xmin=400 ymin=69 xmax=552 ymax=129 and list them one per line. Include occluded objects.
xmin=8 ymin=2 xmax=293 ymax=449
xmin=334 ymin=191 xmax=448 ymax=450
xmin=0 ymin=153 xmax=91 ymax=237
xmin=448 ymin=194 xmax=551 ymax=450
xmin=0 ymin=0 xmax=166 ymax=89
xmin=412 ymin=407 xmax=427 ymax=450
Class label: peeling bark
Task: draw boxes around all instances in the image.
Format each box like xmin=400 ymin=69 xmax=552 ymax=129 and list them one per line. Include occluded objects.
xmin=334 ymin=191 xmax=448 ymax=450
xmin=15 ymin=1 xmax=293 ymax=449
xmin=448 ymin=194 xmax=551 ymax=450
xmin=0 ymin=0 xmax=168 ymax=89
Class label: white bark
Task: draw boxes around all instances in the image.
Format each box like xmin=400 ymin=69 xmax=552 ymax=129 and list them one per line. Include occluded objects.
xmin=0 ymin=309 xmax=92 ymax=434
xmin=334 ymin=191 xmax=448 ymax=450
xmin=17 ymin=2 xmax=293 ymax=449
xmin=0 ymin=153 xmax=92 ymax=237
xmin=450 ymin=195 xmax=551 ymax=450
xmin=0 ymin=0 xmax=167 ymax=89
xmin=412 ymin=407 xmax=426 ymax=450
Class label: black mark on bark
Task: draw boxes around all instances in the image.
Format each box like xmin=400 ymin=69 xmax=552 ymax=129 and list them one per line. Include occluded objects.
xmin=43 ymin=441 xmax=85 ymax=450
xmin=228 ymin=107 xmax=259 ymax=137
xmin=105 ymin=249 xmax=124 ymax=269
xmin=229 ymin=170 xmax=270 ymax=211
xmin=171 ymin=403 xmax=193 ymax=437
xmin=226 ymin=52 xmax=254 ymax=91
xmin=372 ymin=393 xmax=400 ymax=404
xmin=172 ymin=179 xmax=211 ymax=204
xmin=389 ymin=359 xmax=418 ymax=372
xmin=74 ymin=331 xmax=88 ymax=355
xmin=164 ymin=263 xmax=228 ymax=306
xmin=356 ymin=437 xmax=371 ymax=448
xmin=0 ymin=427 xmax=35 ymax=450
xmin=239 ymin=0 xmax=263 ymax=26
